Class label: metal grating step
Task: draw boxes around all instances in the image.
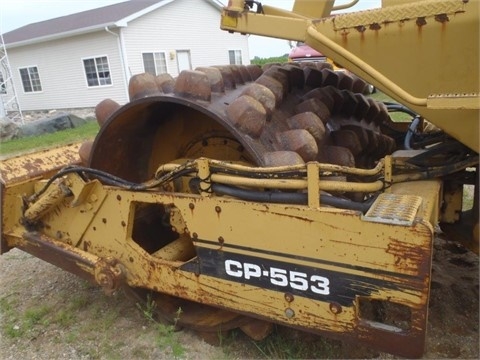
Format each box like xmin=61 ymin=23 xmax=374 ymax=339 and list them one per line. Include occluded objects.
xmin=363 ymin=193 xmax=422 ymax=226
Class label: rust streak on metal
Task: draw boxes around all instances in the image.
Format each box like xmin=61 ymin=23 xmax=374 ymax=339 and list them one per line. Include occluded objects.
xmin=416 ymin=16 xmax=426 ymax=38
xmin=0 ymin=143 xmax=81 ymax=184
xmin=434 ymin=13 xmax=450 ymax=23
xmin=21 ymin=232 xmax=97 ymax=282
xmin=386 ymin=238 xmax=430 ymax=275
xmin=265 ymin=210 xmax=315 ymax=224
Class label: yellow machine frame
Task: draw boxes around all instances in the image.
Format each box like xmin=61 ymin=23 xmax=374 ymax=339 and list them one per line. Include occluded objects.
xmin=1 ymin=145 xmax=444 ymax=357
xmin=222 ymin=0 xmax=479 ymax=151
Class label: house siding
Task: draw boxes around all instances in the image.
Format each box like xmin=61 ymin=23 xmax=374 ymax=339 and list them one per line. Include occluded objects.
xmin=121 ymin=0 xmax=250 ymax=78
xmin=6 ymin=31 xmax=128 ymax=111
xmin=4 ymin=0 xmax=249 ymax=112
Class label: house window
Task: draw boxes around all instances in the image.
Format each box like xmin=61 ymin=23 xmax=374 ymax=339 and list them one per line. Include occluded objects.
xmin=83 ymin=56 xmax=111 ymax=87
xmin=19 ymin=66 xmax=42 ymax=93
xmin=143 ymin=52 xmax=167 ymax=76
xmin=229 ymin=50 xmax=242 ymax=65
xmin=0 ymin=72 xmax=6 ymax=94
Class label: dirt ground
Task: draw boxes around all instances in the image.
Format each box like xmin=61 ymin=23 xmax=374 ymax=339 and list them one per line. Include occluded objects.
xmin=0 ymin=231 xmax=478 ymax=360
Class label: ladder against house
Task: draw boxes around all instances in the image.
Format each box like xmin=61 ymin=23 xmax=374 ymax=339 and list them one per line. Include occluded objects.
xmin=0 ymin=33 xmax=23 ymax=123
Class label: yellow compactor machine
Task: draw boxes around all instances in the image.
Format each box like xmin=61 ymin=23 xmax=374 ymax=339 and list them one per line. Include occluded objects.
xmin=1 ymin=0 xmax=478 ymax=357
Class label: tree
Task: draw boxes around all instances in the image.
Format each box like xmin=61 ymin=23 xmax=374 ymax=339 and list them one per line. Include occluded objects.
xmin=251 ymin=55 xmax=288 ymax=67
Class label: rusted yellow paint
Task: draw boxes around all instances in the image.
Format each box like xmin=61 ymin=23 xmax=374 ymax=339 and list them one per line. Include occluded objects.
xmin=2 ymin=169 xmax=438 ymax=357
xmin=0 ymin=143 xmax=81 ymax=183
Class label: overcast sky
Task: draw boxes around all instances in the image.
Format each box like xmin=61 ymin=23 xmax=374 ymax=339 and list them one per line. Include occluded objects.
xmin=0 ymin=0 xmax=380 ymax=58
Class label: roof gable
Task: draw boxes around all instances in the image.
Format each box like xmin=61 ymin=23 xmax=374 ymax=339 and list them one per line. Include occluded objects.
xmin=3 ymin=0 xmax=223 ymax=47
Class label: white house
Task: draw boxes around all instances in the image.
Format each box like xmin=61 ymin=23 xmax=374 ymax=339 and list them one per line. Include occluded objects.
xmin=1 ymin=0 xmax=250 ymax=112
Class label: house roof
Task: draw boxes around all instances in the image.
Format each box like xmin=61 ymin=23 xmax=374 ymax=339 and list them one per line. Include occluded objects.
xmin=3 ymin=0 xmax=224 ymax=48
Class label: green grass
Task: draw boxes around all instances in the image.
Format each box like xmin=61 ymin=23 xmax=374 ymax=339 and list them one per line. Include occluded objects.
xmin=369 ymin=91 xmax=414 ymax=122
xmin=0 ymin=296 xmax=52 ymax=339
xmin=369 ymin=91 xmax=393 ymax=103
xmin=0 ymin=296 xmax=23 ymax=338
xmin=220 ymin=326 xmax=346 ymax=359
xmin=251 ymin=333 xmax=337 ymax=359
xmin=136 ymin=297 xmax=186 ymax=359
xmin=463 ymin=184 xmax=475 ymax=211
xmin=0 ymin=121 xmax=99 ymax=156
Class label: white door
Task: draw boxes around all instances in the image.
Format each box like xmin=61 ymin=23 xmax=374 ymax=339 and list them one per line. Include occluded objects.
xmin=176 ymin=50 xmax=192 ymax=72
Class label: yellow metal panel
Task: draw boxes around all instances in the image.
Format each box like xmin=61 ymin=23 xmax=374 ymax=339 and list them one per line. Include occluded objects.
xmin=0 ymin=143 xmax=81 ymax=184
xmin=333 ymin=0 xmax=466 ymax=30
xmin=221 ymin=9 xmax=309 ymax=41
xmin=293 ymin=0 xmax=335 ymax=18
xmin=383 ymin=0 xmax=419 ymax=6
xmin=221 ymin=0 xmax=480 ymax=151
xmin=427 ymin=93 xmax=480 ymax=109
xmin=363 ymin=193 xmax=423 ymax=226
xmin=305 ymin=2 xmax=479 ymax=150
xmin=1 ymin=171 xmax=441 ymax=357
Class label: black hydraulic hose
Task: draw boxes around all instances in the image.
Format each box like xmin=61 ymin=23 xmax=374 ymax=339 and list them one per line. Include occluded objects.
xmin=189 ymin=178 xmax=373 ymax=213
xmin=404 ymin=116 xmax=421 ymax=150
xmin=384 ymin=102 xmax=447 ymax=150
xmin=30 ymin=165 xmax=195 ymax=202
xmin=32 ymin=165 xmax=373 ymax=213
xmin=384 ymin=102 xmax=418 ymax=117
xmin=209 ymin=166 xmax=306 ymax=180
xmin=28 ymin=166 xmax=136 ymax=202
xmin=31 ymin=166 xmax=144 ymax=200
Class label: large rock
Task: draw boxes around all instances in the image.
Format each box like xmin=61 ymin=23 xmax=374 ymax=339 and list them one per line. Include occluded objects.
xmin=0 ymin=118 xmax=21 ymax=141
xmin=18 ymin=112 xmax=87 ymax=138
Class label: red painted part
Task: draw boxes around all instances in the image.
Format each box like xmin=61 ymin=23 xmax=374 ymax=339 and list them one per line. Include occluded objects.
xmin=289 ymin=42 xmax=326 ymax=61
